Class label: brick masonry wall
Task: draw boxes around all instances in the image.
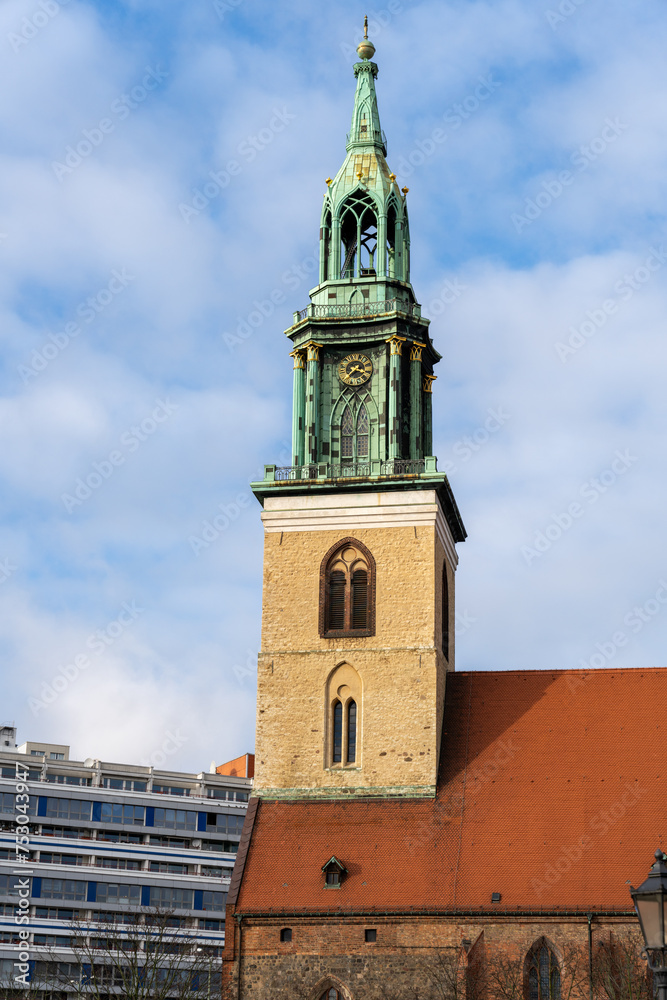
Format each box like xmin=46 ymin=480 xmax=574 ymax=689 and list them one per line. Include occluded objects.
xmin=255 ymin=523 xmax=454 ymax=796
xmin=225 ymin=914 xmax=640 ymax=1000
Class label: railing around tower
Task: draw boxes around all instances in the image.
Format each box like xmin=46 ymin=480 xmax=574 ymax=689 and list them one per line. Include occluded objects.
xmin=272 ymin=460 xmax=426 ymax=482
xmin=293 ymin=298 xmax=422 ymax=324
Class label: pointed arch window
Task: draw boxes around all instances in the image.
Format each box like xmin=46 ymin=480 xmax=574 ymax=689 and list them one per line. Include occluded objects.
xmin=340 ymin=191 xmax=377 ymax=278
xmin=341 ymin=405 xmax=354 ymax=459
xmin=527 ymin=942 xmax=561 ymax=1000
xmin=332 ymin=701 xmax=343 ymax=763
xmin=326 ymin=663 xmax=361 ymax=768
xmin=321 ymin=207 xmax=332 ymax=282
xmin=320 ymin=538 xmax=376 ymax=638
xmin=321 ymin=990 xmax=342 ymax=1000
xmin=339 ymin=399 xmax=371 ymax=464
xmin=387 ymin=202 xmax=398 ymax=279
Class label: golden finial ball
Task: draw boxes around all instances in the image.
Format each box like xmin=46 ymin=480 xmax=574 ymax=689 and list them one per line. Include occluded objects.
xmin=356 ymin=39 xmax=376 ymax=60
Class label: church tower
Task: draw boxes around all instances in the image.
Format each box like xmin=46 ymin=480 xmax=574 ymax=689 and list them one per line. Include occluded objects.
xmin=251 ymin=22 xmax=466 ymax=800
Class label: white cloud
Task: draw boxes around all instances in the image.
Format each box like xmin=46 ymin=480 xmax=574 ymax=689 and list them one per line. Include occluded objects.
xmin=1 ymin=0 xmax=666 ymax=771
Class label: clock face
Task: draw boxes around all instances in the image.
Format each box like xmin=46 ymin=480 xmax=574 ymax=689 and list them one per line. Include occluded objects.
xmin=338 ymin=353 xmax=373 ymax=386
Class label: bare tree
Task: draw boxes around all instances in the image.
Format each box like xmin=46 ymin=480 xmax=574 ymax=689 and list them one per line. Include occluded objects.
xmin=485 ymin=947 xmax=525 ymax=1000
xmin=592 ymin=931 xmax=652 ymax=1000
xmin=32 ymin=907 xmax=220 ymax=1000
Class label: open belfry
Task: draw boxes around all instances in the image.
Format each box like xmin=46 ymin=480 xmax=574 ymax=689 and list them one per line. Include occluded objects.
xmin=223 ymin=21 xmax=666 ymax=1000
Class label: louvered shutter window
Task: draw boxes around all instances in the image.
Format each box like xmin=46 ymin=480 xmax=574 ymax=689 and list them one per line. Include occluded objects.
xmin=328 ymin=571 xmax=346 ymax=630
xmin=351 ymin=569 xmax=368 ymax=629
xmin=321 ymin=540 xmax=374 ymax=637
xmin=333 ymin=701 xmax=342 ymax=763
xmin=346 ymin=701 xmax=357 ymax=763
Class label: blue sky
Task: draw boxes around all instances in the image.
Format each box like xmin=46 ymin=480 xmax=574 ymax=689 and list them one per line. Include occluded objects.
xmin=1 ymin=0 xmax=667 ymax=770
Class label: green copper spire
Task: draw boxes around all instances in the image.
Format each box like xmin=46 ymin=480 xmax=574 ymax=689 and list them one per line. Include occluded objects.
xmin=251 ymin=23 xmax=466 ymax=549
xmin=346 ymin=17 xmax=385 ymax=156
xmin=316 ymin=24 xmax=411 ymax=290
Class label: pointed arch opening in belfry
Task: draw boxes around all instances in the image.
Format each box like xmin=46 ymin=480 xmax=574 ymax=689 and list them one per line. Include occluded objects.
xmin=325 ymin=662 xmax=362 ymax=768
xmin=339 ymin=190 xmax=378 ymax=278
xmin=322 ymin=205 xmax=332 ymax=281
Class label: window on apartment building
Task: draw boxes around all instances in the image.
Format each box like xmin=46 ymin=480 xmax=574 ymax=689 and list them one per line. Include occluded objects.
xmin=100 ymin=803 xmax=145 ymax=825
xmin=527 ymin=941 xmax=561 ymax=1000
xmin=45 ymin=774 xmax=91 ymax=786
xmin=206 ymin=788 xmax=249 ymax=801
xmin=201 ymin=891 xmax=226 ymax=911
xmin=38 ymin=853 xmax=87 ymax=865
xmin=40 ymin=826 xmax=91 ymax=839
xmin=200 ymin=865 xmax=226 ymax=877
xmin=320 ymin=539 xmax=375 ymax=637
xmin=95 ymin=882 xmax=141 ymax=904
xmin=33 ymin=934 xmax=71 ymax=947
xmin=49 ymin=753 xmax=65 ymax=760
xmin=149 ymin=862 xmax=189 ymax=875
xmin=145 ymin=914 xmax=190 ymax=928
xmin=0 ymin=931 xmax=22 ymax=944
xmin=153 ymin=808 xmax=196 ymax=831
xmin=149 ymin=886 xmax=194 ymax=909
xmin=45 ymin=798 xmax=92 ymax=822
xmin=97 ymin=829 xmax=143 ymax=844
xmin=92 ymin=910 xmax=140 ymax=925
xmin=41 ymin=878 xmax=86 ymax=901
xmin=149 ymin=835 xmax=190 ymax=848
xmin=0 ymin=876 xmax=26 ymax=896
xmin=100 ymin=777 xmax=147 ymax=791
xmin=35 ymin=907 xmax=79 ymax=921
xmin=200 ymin=918 xmax=222 ymax=930
xmin=153 ymin=784 xmax=191 ymax=796
xmin=206 ymin=814 xmax=244 ymax=834
xmin=97 ymin=857 xmax=142 ymax=870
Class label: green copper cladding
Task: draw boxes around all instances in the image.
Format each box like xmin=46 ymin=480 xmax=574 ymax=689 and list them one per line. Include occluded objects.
xmin=252 ymin=27 xmax=466 ymax=544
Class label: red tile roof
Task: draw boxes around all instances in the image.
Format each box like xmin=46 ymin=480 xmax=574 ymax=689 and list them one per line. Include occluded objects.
xmin=234 ymin=669 xmax=667 ymax=914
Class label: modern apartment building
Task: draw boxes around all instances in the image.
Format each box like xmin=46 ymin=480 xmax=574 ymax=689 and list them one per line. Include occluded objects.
xmin=0 ymin=728 xmax=251 ymax=995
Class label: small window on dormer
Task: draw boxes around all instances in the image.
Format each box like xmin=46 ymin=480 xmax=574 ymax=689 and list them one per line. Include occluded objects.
xmin=321 ymin=856 xmax=347 ymax=889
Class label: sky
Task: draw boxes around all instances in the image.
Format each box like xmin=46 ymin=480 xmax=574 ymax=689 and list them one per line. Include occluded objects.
xmin=1 ymin=0 xmax=666 ymax=771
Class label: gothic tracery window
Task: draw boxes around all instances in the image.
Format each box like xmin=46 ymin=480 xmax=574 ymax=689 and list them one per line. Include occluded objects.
xmin=527 ymin=942 xmax=561 ymax=1000
xmin=321 ymin=989 xmax=342 ymax=1000
xmin=341 ymin=405 xmax=354 ymax=459
xmin=320 ymin=539 xmax=375 ymax=637
xmin=339 ymin=399 xmax=371 ymax=464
